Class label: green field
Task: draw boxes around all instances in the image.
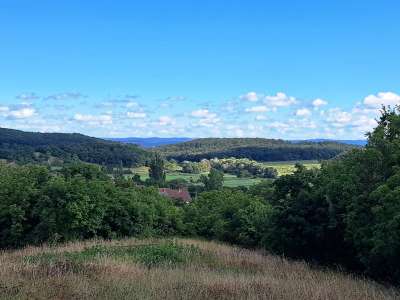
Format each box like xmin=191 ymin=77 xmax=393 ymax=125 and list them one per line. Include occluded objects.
xmin=262 ymin=160 xmax=320 ymax=176
xmin=130 ymin=166 xmax=262 ymax=188
xmin=130 ymin=160 xmax=320 ymax=188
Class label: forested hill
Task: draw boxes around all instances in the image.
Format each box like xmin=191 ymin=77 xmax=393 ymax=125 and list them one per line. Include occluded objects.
xmin=0 ymin=127 xmax=149 ymax=166
xmin=106 ymin=137 xmax=192 ymax=148
xmin=156 ymin=138 xmax=356 ymax=161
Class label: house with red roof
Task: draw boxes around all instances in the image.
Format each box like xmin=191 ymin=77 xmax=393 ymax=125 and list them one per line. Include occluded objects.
xmin=159 ymin=188 xmax=192 ymax=203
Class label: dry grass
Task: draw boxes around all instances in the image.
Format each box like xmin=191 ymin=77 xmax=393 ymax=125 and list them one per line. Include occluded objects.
xmin=0 ymin=238 xmax=397 ymax=300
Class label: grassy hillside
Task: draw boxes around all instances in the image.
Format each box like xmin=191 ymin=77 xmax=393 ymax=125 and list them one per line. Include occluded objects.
xmin=0 ymin=238 xmax=397 ymax=300
xmin=0 ymin=127 xmax=149 ymax=167
xmin=156 ymin=138 xmax=355 ymax=162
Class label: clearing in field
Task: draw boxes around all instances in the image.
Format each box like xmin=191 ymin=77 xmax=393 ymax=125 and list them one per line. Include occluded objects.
xmin=0 ymin=238 xmax=397 ymax=300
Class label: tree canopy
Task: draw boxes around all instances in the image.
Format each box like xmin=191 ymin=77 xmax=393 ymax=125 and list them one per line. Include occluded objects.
xmin=156 ymin=138 xmax=356 ymax=162
xmin=0 ymin=127 xmax=149 ymax=167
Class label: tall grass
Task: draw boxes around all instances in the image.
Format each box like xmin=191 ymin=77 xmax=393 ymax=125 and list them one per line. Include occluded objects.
xmin=0 ymin=238 xmax=397 ymax=299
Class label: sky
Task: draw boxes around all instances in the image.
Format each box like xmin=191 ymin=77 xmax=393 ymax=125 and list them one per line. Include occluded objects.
xmin=0 ymin=0 xmax=400 ymax=139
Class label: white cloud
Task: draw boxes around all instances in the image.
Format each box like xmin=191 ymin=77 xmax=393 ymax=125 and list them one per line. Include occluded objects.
xmin=191 ymin=109 xmax=213 ymax=118
xmin=245 ymin=105 xmax=268 ymax=113
xmin=363 ymin=92 xmax=400 ymax=108
xmin=266 ymin=121 xmax=290 ymax=132
xmin=240 ymin=91 xmax=259 ymax=102
xmin=264 ymin=92 xmax=297 ymax=107
xmin=312 ymin=98 xmax=328 ymax=107
xmin=8 ymin=107 xmax=36 ymax=119
xmin=127 ymin=112 xmax=146 ymax=118
xmin=351 ymin=115 xmax=377 ymax=131
xmin=325 ymin=108 xmax=352 ymax=127
xmin=1 ymin=90 xmax=388 ymax=139
xmin=191 ymin=109 xmax=220 ymax=127
xmin=234 ymin=128 xmax=244 ymax=137
xmin=0 ymin=106 xmax=9 ymax=114
xmin=158 ymin=116 xmax=175 ymax=126
xmin=288 ymin=118 xmax=317 ymax=129
xmin=197 ymin=117 xmax=220 ymax=127
xmin=295 ymin=108 xmax=312 ymax=117
xmin=74 ymin=113 xmax=112 ymax=125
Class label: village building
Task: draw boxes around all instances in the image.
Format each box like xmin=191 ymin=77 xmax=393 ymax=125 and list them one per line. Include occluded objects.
xmin=158 ymin=187 xmax=192 ymax=203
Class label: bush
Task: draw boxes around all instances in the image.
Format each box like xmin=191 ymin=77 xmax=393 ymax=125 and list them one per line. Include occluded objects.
xmin=184 ymin=190 xmax=272 ymax=247
xmin=0 ymin=163 xmax=184 ymax=248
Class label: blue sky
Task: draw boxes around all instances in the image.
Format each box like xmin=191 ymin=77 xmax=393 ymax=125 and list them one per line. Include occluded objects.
xmin=1 ymin=1 xmax=399 ymax=139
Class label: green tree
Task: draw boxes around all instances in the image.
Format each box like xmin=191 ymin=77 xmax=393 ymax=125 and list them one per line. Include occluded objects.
xmin=259 ymin=106 xmax=400 ymax=284
xmin=132 ymin=174 xmax=143 ymax=185
xmin=166 ymin=178 xmax=188 ymax=189
xmin=200 ymin=168 xmax=224 ymax=191
xmin=0 ymin=162 xmax=185 ymax=248
xmin=184 ymin=190 xmax=272 ymax=246
xmin=148 ymin=154 xmax=166 ymax=185
xmin=343 ymin=106 xmax=400 ymax=280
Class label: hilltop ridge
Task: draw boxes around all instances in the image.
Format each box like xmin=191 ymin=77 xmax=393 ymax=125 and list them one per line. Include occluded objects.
xmin=0 ymin=127 xmax=148 ymax=166
xmin=155 ymin=137 xmax=356 ymax=162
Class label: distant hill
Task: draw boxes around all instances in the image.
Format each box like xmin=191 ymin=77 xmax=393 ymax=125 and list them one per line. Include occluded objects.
xmin=294 ymin=139 xmax=367 ymax=146
xmin=106 ymin=137 xmax=193 ymax=148
xmin=156 ymin=138 xmax=356 ymax=162
xmin=108 ymin=137 xmax=366 ymax=148
xmin=0 ymin=127 xmax=149 ymax=166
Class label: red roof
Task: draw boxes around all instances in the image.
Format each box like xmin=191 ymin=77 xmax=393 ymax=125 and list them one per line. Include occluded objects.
xmin=159 ymin=188 xmax=192 ymax=203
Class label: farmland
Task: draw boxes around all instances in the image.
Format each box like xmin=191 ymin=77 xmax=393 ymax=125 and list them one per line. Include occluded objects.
xmin=261 ymin=160 xmax=320 ymax=176
xmin=130 ymin=160 xmax=320 ymax=187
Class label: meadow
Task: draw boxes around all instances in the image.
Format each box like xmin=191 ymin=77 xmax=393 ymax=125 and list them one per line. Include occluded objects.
xmin=131 ymin=160 xmax=320 ymax=187
xmin=261 ymin=160 xmax=320 ymax=176
xmin=0 ymin=238 xmax=397 ymax=300
xmin=130 ymin=166 xmax=263 ymax=187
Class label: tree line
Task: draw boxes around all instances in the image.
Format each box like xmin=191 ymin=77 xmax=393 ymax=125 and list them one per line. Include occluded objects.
xmin=0 ymin=163 xmax=183 ymax=247
xmin=157 ymin=137 xmax=355 ymax=162
xmin=174 ymin=157 xmax=277 ymax=179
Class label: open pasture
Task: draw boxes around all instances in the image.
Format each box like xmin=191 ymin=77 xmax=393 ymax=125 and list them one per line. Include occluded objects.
xmin=130 ymin=160 xmax=320 ymax=187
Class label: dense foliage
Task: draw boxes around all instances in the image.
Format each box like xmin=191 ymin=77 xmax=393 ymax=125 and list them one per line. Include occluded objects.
xmin=184 ymin=189 xmax=272 ymax=246
xmin=259 ymin=107 xmax=400 ymax=283
xmin=148 ymin=154 xmax=166 ymax=185
xmin=0 ymin=127 xmax=149 ymax=167
xmin=0 ymin=163 xmax=182 ymax=247
xmin=199 ymin=168 xmax=224 ymax=191
xmin=210 ymin=157 xmax=278 ymax=178
xmin=179 ymin=157 xmax=277 ymax=179
xmin=157 ymin=138 xmax=355 ymax=162
xmin=180 ymin=159 xmax=211 ymax=173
